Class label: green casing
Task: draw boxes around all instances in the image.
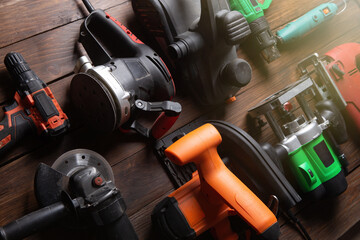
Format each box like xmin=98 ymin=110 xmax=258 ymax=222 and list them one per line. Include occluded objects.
xmin=229 ymin=0 xmax=272 ymax=23
xmin=288 ymin=133 xmax=342 ymax=193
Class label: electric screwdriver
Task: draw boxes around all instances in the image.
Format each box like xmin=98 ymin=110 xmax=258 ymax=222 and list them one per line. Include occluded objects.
xmin=229 ymin=0 xmax=280 ymax=63
xmin=0 ymin=52 xmax=69 ymax=155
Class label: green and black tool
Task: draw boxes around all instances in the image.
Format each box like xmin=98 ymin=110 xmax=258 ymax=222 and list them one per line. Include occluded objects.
xmin=248 ymin=54 xmax=348 ymax=200
xmin=229 ymin=0 xmax=280 ymax=63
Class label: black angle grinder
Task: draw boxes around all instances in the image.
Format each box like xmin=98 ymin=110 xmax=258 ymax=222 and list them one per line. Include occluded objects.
xmin=132 ymin=0 xmax=253 ymax=106
xmin=70 ymin=0 xmax=181 ymax=139
xmin=0 ymin=149 xmax=138 ymax=240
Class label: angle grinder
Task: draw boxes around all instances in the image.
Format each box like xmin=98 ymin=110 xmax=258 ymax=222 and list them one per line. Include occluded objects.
xmin=0 ymin=149 xmax=138 ymax=240
xmin=71 ymin=0 xmax=181 ymax=139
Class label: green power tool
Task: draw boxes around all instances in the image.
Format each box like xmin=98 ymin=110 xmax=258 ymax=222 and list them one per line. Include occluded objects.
xmin=248 ymin=54 xmax=348 ymax=200
xmin=229 ymin=0 xmax=280 ymax=63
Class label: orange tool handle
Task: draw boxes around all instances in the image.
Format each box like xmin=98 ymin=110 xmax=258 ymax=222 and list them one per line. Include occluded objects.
xmin=165 ymin=123 xmax=278 ymax=235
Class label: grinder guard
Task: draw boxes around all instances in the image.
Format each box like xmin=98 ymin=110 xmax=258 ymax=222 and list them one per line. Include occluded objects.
xmin=71 ymin=7 xmax=180 ymax=138
xmin=132 ymin=0 xmax=252 ymax=106
xmin=0 ymin=149 xmax=138 ymax=240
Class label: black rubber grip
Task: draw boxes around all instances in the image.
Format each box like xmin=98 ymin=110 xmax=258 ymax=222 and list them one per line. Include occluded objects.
xmin=0 ymin=102 xmax=35 ymax=155
xmin=33 ymin=91 xmax=59 ymax=121
xmin=0 ymin=202 xmax=69 ymax=240
xmin=97 ymin=212 xmax=138 ymax=240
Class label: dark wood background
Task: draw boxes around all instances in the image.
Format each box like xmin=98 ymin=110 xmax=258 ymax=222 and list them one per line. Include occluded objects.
xmin=0 ymin=0 xmax=359 ymax=239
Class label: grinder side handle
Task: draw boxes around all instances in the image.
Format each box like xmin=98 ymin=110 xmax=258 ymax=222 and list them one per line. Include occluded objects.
xmin=0 ymin=202 xmax=69 ymax=240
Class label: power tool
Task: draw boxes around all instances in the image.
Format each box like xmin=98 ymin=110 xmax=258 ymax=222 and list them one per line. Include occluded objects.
xmin=323 ymin=42 xmax=360 ymax=133
xmin=248 ymin=54 xmax=348 ymax=200
xmin=229 ymin=0 xmax=280 ymax=63
xmin=276 ymin=0 xmax=348 ymax=44
xmin=152 ymin=124 xmax=280 ymax=240
xmin=70 ymin=0 xmax=181 ymax=139
xmin=0 ymin=149 xmax=138 ymax=240
xmin=0 ymin=52 xmax=69 ymax=155
xmin=154 ymin=119 xmax=320 ymax=239
xmin=132 ymin=0 xmax=253 ymax=106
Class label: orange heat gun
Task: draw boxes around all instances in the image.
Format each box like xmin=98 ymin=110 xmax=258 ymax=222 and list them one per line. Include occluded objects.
xmin=152 ymin=124 xmax=280 ymax=240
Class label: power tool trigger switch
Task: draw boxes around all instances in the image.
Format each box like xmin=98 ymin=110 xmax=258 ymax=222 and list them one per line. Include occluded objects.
xmin=355 ymin=54 xmax=360 ymax=71
xmin=331 ymin=63 xmax=345 ymax=78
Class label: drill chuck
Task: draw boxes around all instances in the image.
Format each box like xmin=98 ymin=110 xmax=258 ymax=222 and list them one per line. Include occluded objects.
xmin=4 ymin=52 xmax=30 ymax=77
xmin=4 ymin=52 xmax=45 ymax=94
xmin=249 ymin=16 xmax=280 ymax=63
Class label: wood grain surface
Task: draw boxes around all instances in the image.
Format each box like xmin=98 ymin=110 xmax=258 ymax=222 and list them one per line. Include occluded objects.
xmin=0 ymin=0 xmax=359 ymax=239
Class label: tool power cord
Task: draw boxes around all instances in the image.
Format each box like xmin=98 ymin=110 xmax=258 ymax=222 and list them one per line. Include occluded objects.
xmin=285 ymin=210 xmax=312 ymax=240
xmin=82 ymin=0 xmax=95 ymax=13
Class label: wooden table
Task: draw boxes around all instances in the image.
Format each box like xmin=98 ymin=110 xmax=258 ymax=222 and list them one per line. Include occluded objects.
xmin=0 ymin=0 xmax=359 ymax=239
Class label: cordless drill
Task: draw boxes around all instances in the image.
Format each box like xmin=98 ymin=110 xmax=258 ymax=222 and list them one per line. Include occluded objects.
xmin=229 ymin=0 xmax=280 ymax=63
xmin=0 ymin=52 xmax=69 ymax=155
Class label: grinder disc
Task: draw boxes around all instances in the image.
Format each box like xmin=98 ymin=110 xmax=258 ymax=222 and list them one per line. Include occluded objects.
xmin=71 ymin=73 xmax=117 ymax=134
xmin=52 ymin=149 xmax=115 ymax=183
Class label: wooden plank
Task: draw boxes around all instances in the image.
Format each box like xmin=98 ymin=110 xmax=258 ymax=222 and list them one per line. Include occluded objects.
xmin=0 ymin=0 xmax=127 ymax=48
xmin=0 ymin=1 xmax=136 ymax=102
xmin=0 ymin=0 xmax=359 ymax=239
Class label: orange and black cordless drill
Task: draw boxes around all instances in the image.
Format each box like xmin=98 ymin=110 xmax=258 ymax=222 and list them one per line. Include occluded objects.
xmin=153 ymin=124 xmax=280 ymax=240
xmin=0 ymin=52 xmax=69 ymax=154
